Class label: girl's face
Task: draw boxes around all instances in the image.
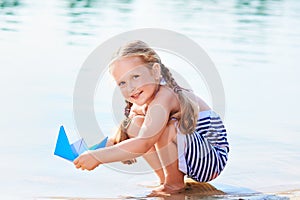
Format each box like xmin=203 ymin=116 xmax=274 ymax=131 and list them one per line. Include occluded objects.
xmin=111 ymin=56 xmax=160 ymax=106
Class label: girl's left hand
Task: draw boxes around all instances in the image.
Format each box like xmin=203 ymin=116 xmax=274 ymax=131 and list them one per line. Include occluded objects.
xmin=121 ymin=158 xmax=137 ymax=165
xmin=73 ymin=151 xmax=101 ymax=171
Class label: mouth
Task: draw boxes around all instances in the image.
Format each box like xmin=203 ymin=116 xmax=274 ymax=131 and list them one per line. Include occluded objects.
xmin=130 ymin=91 xmax=143 ymax=100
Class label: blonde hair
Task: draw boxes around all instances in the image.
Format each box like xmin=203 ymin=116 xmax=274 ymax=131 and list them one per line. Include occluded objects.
xmin=111 ymin=40 xmax=199 ymax=143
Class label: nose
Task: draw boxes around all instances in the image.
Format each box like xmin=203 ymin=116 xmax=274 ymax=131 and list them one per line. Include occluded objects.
xmin=127 ymin=81 xmax=135 ymax=93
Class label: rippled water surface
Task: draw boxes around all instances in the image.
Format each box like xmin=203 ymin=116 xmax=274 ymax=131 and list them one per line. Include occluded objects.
xmin=1 ymin=0 xmax=300 ymax=199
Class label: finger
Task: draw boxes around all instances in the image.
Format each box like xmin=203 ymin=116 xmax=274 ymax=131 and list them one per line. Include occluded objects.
xmin=73 ymin=157 xmax=79 ymax=165
xmin=122 ymin=160 xmax=130 ymax=164
xmin=80 ymin=164 xmax=85 ymax=170
xmin=75 ymin=164 xmax=81 ymax=169
xmin=126 ymin=160 xmax=132 ymax=165
xmin=74 ymin=160 xmax=82 ymax=169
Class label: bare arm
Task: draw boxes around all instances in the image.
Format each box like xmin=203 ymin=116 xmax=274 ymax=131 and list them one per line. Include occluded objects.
xmin=74 ymin=91 xmax=174 ymax=170
xmin=92 ymin=103 xmax=169 ymax=163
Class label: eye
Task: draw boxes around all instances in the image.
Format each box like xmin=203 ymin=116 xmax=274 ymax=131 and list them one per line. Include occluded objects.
xmin=132 ymin=75 xmax=140 ymax=79
xmin=118 ymin=81 xmax=126 ymax=87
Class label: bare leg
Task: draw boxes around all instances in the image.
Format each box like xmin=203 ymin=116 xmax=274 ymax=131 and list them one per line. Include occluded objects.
xmin=127 ymin=116 xmax=165 ymax=184
xmin=143 ymin=146 xmax=165 ymax=184
xmin=151 ymin=120 xmax=185 ymax=195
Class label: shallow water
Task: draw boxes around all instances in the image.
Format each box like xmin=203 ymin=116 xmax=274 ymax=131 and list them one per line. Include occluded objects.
xmin=1 ymin=0 xmax=300 ymax=199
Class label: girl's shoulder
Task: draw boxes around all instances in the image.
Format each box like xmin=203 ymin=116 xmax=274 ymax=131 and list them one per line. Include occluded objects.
xmin=155 ymin=85 xmax=176 ymax=100
xmin=150 ymin=86 xmax=180 ymax=111
xmin=155 ymin=87 xmax=211 ymax=112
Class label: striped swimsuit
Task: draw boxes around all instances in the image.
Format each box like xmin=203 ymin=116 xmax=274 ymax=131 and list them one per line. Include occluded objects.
xmin=177 ymin=110 xmax=229 ymax=182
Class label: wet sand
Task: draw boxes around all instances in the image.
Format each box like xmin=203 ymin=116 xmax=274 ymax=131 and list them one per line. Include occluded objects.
xmin=37 ymin=179 xmax=300 ymax=200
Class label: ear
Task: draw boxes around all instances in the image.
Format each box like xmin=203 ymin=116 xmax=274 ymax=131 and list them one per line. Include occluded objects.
xmin=152 ymin=63 xmax=161 ymax=80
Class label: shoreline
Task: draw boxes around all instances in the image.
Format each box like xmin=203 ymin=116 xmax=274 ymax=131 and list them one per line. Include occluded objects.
xmin=34 ymin=180 xmax=300 ymax=200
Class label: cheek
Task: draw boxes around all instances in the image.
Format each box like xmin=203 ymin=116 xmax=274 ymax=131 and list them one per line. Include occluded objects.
xmin=120 ymin=88 xmax=129 ymax=98
xmin=137 ymin=77 xmax=156 ymax=88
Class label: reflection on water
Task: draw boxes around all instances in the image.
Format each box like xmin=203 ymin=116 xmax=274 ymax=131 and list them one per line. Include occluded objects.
xmin=118 ymin=180 xmax=226 ymax=200
xmin=1 ymin=0 xmax=296 ymax=48
xmin=38 ymin=180 xmax=290 ymax=200
xmin=234 ymin=0 xmax=280 ymax=17
xmin=0 ymin=0 xmax=22 ymax=33
xmin=63 ymin=0 xmax=134 ymax=45
xmin=65 ymin=0 xmax=100 ymax=39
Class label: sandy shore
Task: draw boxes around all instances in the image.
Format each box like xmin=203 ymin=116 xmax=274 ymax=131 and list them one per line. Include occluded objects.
xmin=37 ymin=179 xmax=300 ymax=200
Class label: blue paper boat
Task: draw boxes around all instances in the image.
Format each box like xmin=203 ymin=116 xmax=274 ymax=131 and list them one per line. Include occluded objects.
xmin=54 ymin=126 xmax=108 ymax=161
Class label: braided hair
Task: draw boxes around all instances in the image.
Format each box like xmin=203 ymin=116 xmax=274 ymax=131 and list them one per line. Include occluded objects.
xmin=114 ymin=100 xmax=132 ymax=144
xmin=159 ymin=63 xmax=198 ymax=134
xmin=111 ymin=40 xmax=198 ymax=143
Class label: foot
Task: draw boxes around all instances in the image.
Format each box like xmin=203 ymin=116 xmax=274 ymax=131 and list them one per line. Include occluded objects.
xmin=138 ymin=181 xmax=163 ymax=188
xmin=148 ymin=183 xmax=185 ymax=197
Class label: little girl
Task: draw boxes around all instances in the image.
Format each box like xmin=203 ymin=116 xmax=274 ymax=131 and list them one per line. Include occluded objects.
xmin=74 ymin=40 xmax=229 ymax=195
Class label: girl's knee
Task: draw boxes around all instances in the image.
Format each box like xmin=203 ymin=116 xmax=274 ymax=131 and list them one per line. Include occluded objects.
xmin=157 ymin=120 xmax=178 ymax=144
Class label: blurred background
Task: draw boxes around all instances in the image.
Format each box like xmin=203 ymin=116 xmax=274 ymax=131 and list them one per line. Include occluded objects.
xmin=0 ymin=0 xmax=300 ymax=199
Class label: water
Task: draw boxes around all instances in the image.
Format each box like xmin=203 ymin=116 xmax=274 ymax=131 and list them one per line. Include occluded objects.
xmin=1 ymin=0 xmax=300 ymax=199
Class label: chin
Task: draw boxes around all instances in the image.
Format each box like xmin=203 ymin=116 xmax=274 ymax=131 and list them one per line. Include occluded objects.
xmin=133 ymin=101 xmax=145 ymax=106
xmin=131 ymin=98 xmax=147 ymax=106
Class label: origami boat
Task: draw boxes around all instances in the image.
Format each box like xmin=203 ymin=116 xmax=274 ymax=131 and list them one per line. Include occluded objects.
xmin=54 ymin=126 xmax=108 ymax=161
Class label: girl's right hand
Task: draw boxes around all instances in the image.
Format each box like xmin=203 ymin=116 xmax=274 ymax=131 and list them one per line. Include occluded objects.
xmin=73 ymin=151 xmax=101 ymax=171
xmin=121 ymin=158 xmax=137 ymax=165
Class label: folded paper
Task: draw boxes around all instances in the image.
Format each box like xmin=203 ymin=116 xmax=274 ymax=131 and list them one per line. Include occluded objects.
xmin=54 ymin=126 xmax=108 ymax=161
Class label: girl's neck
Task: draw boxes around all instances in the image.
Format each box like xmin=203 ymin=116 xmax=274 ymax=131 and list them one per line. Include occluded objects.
xmin=143 ymin=84 xmax=161 ymax=113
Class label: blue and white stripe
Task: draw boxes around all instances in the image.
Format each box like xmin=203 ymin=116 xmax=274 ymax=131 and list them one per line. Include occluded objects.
xmin=184 ymin=110 xmax=229 ymax=182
